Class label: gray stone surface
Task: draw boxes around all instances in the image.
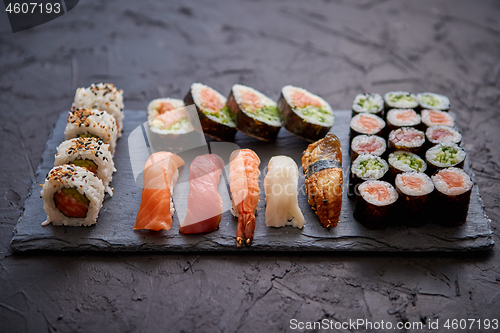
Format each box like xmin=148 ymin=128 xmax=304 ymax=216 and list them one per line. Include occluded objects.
xmin=1 ymin=0 xmax=500 ymax=332
xmin=10 ymin=111 xmax=493 ymax=253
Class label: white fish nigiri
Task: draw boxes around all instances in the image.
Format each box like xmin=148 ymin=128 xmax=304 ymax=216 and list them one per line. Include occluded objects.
xmin=264 ymin=156 xmax=305 ymax=228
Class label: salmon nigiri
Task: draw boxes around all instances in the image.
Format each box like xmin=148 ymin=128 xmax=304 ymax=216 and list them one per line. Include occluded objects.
xmin=179 ymin=154 xmax=225 ymax=234
xmin=134 ymin=152 xmax=185 ymax=231
xmin=229 ymin=149 xmax=260 ymax=247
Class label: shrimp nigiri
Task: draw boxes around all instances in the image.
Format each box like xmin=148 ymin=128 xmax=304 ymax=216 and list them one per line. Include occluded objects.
xmin=134 ymin=152 xmax=184 ymax=231
xmin=229 ymin=149 xmax=261 ymax=247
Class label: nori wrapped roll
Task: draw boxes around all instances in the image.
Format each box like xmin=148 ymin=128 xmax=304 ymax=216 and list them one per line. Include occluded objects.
xmin=425 ymin=143 xmax=466 ymax=175
xmin=349 ymin=113 xmax=386 ymax=144
xmin=395 ymin=171 xmax=434 ymax=227
xmin=352 ymin=93 xmax=384 ymax=118
xmin=387 ymin=127 xmax=425 ymax=155
xmin=354 ymin=180 xmax=398 ymax=230
xmin=348 ymin=154 xmax=389 ymax=199
xmin=417 ymin=92 xmax=450 ymax=111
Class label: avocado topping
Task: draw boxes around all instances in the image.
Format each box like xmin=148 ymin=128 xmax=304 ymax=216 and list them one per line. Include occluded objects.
xmin=70 ymin=159 xmax=98 ymax=175
xmin=60 ymin=187 xmax=90 ymax=204
xmin=204 ymin=105 xmax=236 ymax=127
xmin=78 ymin=133 xmax=100 ymax=139
xmin=295 ymin=105 xmax=331 ymax=124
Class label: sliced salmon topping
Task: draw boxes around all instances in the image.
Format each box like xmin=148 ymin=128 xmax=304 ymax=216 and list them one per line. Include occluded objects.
xmin=395 ymin=110 xmax=415 ymax=121
xmin=241 ymin=90 xmax=263 ymax=113
xmin=155 ymin=108 xmax=187 ymax=129
xmin=359 ymin=116 xmax=380 ymax=130
xmin=365 ymin=183 xmax=390 ymax=201
xmin=357 ymin=140 xmax=382 ymax=153
xmin=291 ymin=90 xmax=322 ymax=108
xmin=439 ymin=171 xmax=464 ymax=188
xmin=429 ymin=110 xmax=449 ymax=124
xmin=401 ymin=175 xmax=424 ymax=190
xmin=158 ymin=102 xmax=175 ymax=115
xmin=431 ymin=128 xmax=452 ymax=141
xmin=200 ymin=87 xmax=224 ymax=112
xmin=394 ymin=131 xmax=423 ymax=143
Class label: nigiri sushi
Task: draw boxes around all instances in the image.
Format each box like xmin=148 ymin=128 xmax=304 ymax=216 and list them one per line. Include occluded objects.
xmin=264 ymin=156 xmax=305 ymax=228
xmin=302 ymin=133 xmax=343 ymax=228
xmin=134 ymin=152 xmax=185 ymax=231
xmin=179 ymin=154 xmax=225 ymax=234
xmin=229 ymin=149 xmax=261 ymax=247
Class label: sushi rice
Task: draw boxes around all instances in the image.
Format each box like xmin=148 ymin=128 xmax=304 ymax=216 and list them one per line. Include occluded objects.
xmin=358 ymin=180 xmax=398 ymax=206
xmin=432 ymin=167 xmax=472 ymax=196
xmin=352 ymin=93 xmax=384 ymax=114
xmin=351 ymin=135 xmax=386 ymax=157
xmin=395 ymin=171 xmax=434 ymax=197
xmin=384 ymin=91 xmax=418 ymax=109
xmin=421 ymin=109 xmax=455 ymax=128
xmin=417 ymin=92 xmax=450 ymax=111
xmin=426 ymin=143 xmax=466 ymax=168
xmin=426 ymin=125 xmax=462 ymax=145
xmin=386 ymin=108 xmax=421 ymax=128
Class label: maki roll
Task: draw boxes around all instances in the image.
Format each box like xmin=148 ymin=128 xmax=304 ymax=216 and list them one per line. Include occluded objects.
xmin=426 ymin=125 xmax=462 ymax=146
xmin=227 ymin=84 xmax=281 ymax=141
xmin=417 ymin=92 xmax=450 ymax=111
xmin=41 ymin=165 xmax=105 ymax=226
xmin=349 ymin=154 xmax=389 ymax=198
xmin=350 ymin=113 xmax=386 ymax=142
xmin=395 ymin=171 xmax=434 ymax=227
xmin=184 ymin=83 xmax=237 ymax=141
xmin=73 ymin=83 xmax=124 ymax=137
xmin=352 ymin=93 xmax=384 ymax=117
xmin=388 ymin=127 xmax=425 ymax=155
xmin=279 ymin=85 xmax=334 ymax=142
xmin=431 ymin=167 xmax=473 ymax=226
xmin=421 ymin=109 xmax=455 ymax=128
xmin=65 ymin=108 xmax=118 ymax=154
xmin=386 ymin=109 xmax=421 ymax=131
xmin=425 ymin=143 xmax=466 ymax=174
xmin=55 ymin=137 xmax=115 ymax=195
xmin=384 ymin=91 xmax=418 ymax=110
xmin=354 ymin=180 xmax=398 ymax=229
xmin=388 ymin=151 xmax=427 ymax=178
xmin=350 ymin=135 xmax=386 ymax=161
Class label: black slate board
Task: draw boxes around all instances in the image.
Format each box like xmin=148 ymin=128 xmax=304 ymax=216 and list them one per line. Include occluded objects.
xmin=10 ymin=110 xmax=493 ymax=252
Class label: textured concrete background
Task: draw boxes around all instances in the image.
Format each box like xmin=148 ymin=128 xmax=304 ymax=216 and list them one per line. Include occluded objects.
xmin=1 ymin=0 xmax=499 ymax=331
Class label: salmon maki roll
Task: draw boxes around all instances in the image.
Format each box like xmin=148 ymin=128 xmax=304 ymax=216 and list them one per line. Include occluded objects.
xmin=179 ymin=154 xmax=225 ymax=234
xmin=354 ymin=180 xmax=398 ymax=229
xmin=229 ymin=149 xmax=261 ymax=247
xmin=302 ymin=133 xmax=343 ymax=228
xmin=421 ymin=109 xmax=455 ymax=128
xmin=350 ymin=113 xmax=386 ymax=143
xmin=134 ymin=152 xmax=185 ymax=231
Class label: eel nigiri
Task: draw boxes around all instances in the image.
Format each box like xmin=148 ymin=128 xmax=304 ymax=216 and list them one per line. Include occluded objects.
xmin=264 ymin=156 xmax=305 ymax=228
xmin=229 ymin=149 xmax=261 ymax=247
xmin=302 ymin=133 xmax=343 ymax=228
xmin=179 ymin=154 xmax=225 ymax=234
xmin=134 ymin=152 xmax=185 ymax=231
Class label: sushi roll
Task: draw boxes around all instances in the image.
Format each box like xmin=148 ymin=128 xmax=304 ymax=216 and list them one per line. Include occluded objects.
xmin=350 ymin=135 xmax=386 ymax=161
xmin=354 ymin=180 xmax=398 ymax=230
xmin=431 ymin=167 xmax=473 ymax=226
xmin=227 ymin=84 xmax=281 ymax=141
xmin=349 ymin=113 xmax=386 ymax=143
xmin=417 ymin=92 xmax=450 ymax=111
xmin=147 ymin=98 xmax=185 ymax=120
xmin=264 ymin=156 xmax=305 ymax=228
xmin=65 ymin=108 xmax=118 ymax=154
xmin=426 ymin=125 xmax=462 ymax=146
xmin=421 ymin=109 xmax=455 ymax=128
xmin=349 ymin=154 xmax=389 ymax=198
xmin=352 ymin=93 xmax=384 ymax=117
xmin=279 ymin=85 xmax=334 ymax=142
xmin=395 ymin=171 xmax=434 ymax=227
xmin=54 ymin=137 xmax=115 ymax=195
xmin=388 ymin=127 xmax=425 ymax=155
xmin=388 ymin=151 xmax=427 ymax=178
xmin=184 ymin=83 xmax=237 ymax=141
xmin=73 ymin=83 xmax=124 ymax=137
xmin=384 ymin=91 xmax=418 ymax=110
xmin=425 ymin=143 xmax=466 ymax=175
xmin=385 ymin=109 xmax=421 ymax=131
xmin=41 ymin=165 xmax=105 ymax=226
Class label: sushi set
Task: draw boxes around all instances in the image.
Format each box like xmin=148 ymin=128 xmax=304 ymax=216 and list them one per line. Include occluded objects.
xmin=10 ymin=84 xmax=493 ymax=253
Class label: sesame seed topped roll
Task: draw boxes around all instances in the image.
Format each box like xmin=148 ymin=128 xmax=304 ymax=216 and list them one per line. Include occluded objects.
xmin=54 ymin=137 xmax=115 ymax=195
xmin=41 ymin=165 xmax=105 ymax=226
xmin=64 ymin=108 xmax=118 ymax=154
xmin=73 ymin=83 xmax=124 ymax=137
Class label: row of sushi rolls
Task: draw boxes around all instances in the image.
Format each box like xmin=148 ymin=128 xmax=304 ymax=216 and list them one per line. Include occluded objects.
xmin=41 ymin=82 xmax=473 ymax=246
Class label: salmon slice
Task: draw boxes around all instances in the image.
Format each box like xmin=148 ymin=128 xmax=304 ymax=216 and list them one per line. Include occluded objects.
xmin=357 ymin=140 xmax=382 ymax=154
xmin=439 ymin=171 xmax=464 ymax=188
xmin=394 ymin=131 xmax=423 ymax=142
xmin=134 ymin=152 xmax=185 ymax=231
xmin=395 ymin=110 xmax=415 ymax=121
xmin=241 ymin=90 xmax=263 ymax=113
xmin=365 ymin=183 xmax=390 ymax=201
xmin=155 ymin=108 xmax=188 ymax=129
xmin=158 ymin=101 xmax=176 ymax=115
xmin=429 ymin=110 xmax=448 ymax=124
xmin=229 ymin=149 xmax=261 ymax=246
xmin=179 ymin=154 xmax=225 ymax=234
xmin=431 ymin=128 xmax=452 ymax=140
xmin=291 ymin=90 xmax=322 ymax=108
xmin=359 ymin=116 xmax=380 ymax=131
xmin=401 ymin=175 xmax=424 ymax=190
xmin=200 ymin=87 xmax=224 ymax=113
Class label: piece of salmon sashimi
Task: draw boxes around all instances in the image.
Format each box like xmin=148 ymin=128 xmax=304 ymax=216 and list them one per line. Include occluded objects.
xmin=179 ymin=154 xmax=225 ymax=234
xmin=134 ymin=152 xmax=185 ymax=231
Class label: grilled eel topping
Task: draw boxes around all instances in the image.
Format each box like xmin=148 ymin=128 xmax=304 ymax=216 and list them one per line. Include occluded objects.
xmin=302 ymin=133 xmax=343 ymax=228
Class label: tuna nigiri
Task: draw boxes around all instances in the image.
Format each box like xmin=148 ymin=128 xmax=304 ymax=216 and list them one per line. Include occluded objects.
xmin=134 ymin=152 xmax=185 ymax=231
xmin=264 ymin=156 xmax=305 ymax=228
xmin=229 ymin=149 xmax=261 ymax=247
xmin=179 ymin=154 xmax=225 ymax=234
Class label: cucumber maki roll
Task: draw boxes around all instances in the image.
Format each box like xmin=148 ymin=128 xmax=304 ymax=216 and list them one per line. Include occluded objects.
xmin=350 ymin=135 xmax=386 ymax=161
xmin=384 ymin=91 xmax=418 ymax=110
xmin=386 ymin=109 xmax=421 ymax=131
xmin=184 ymin=83 xmax=237 ymax=141
xmin=431 ymin=167 xmax=473 ymax=226
xmin=349 ymin=153 xmax=389 ymax=199
xmin=388 ymin=127 xmax=425 ymax=155
xmin=395 ymin=171 xmax=434 ymax=227
xmin=417 ymin=92 xmax=450 ymax=111
xmin=349 ymin=113 xmax=386 ymax=143
xmin=421 ymin=109 xmax=455 ymax=128
xmin=354 ymin=180 xmax=398 ymax=230
xmin=352 ymin=93 xmax=384 ymax=117
xmin=279 ymin=85 xmax=334 ymax=142
xmin=426 ymin=125 xmax=462 ymax=146
xmin=388 ymin=151 xmax=427 ymax=178
xmin=425 ymin=143 xmax=466 ymax=175
xmin=227 ymin=84 xmax=281 ymax=141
